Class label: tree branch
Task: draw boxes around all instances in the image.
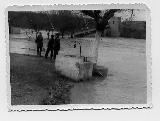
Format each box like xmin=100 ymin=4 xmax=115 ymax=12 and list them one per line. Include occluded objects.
xmin=102 ymin=9 xmax=119 ymax=22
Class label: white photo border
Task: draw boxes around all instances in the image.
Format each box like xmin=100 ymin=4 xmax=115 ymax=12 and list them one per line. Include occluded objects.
xmin=6 ymin=4 xmax=152 ymax=111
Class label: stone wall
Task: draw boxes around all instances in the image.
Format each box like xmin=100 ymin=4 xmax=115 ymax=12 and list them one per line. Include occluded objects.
xmin=55 ymin=54 xmax=93 ymax=81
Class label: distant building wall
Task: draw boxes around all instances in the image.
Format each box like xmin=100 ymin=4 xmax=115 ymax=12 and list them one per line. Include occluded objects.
xmin=104 ymin=17 xmax=146 ymax=39
xmin=108 ymin=17 xmax=121 ymax=37
xmin=120 ymin=21 xmax=146 ymax=39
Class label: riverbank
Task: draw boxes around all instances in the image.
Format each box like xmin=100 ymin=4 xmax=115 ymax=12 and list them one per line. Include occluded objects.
xmin=10 ymin=53 xmax=73 ymax=105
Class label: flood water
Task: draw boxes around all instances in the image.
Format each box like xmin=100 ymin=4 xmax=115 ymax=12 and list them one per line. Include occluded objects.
xmin=70 ymin=38 xmax=147 ymax=104
xmin=9 ymin=37 xmax=48 ymax=56
xmin=10 ymin=34 xmax=147 ymax=104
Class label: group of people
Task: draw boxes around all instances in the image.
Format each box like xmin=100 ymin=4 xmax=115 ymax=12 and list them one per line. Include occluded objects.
xmin=35 ymin=32 xmax=60 ymax=60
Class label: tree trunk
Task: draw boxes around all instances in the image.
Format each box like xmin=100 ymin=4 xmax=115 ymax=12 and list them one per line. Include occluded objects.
xmin=89 ymin=30 xmax=101 ymax=65
xmin=94 ymin=30 xmax=101 ymax=64
xmin=88 ymin=30 xmax=101 ymax=71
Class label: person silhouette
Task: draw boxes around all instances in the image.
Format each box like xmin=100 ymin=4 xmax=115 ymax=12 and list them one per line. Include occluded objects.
xmin=45 ymin=35 xmax=54 ymax=60
xmin=53 ymin=33 xmax=60 ymax=60
xmin=35 ymin=32 xmax=43 ymax=57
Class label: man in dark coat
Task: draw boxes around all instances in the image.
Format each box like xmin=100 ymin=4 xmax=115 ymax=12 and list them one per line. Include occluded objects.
xmin=35 ymin=32 xmax=43 ymax=57
xmin=53 ymin=33 xmax=60 ymax=60
xmin=47 ymin=31 xmax=50 ymax=40
xmin=45 ymin=35 xmax=54 ymax=60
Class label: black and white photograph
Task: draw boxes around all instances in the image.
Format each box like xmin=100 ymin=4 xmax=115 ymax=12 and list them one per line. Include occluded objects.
xmin=7 ymin=5 xmax=151 ymax=108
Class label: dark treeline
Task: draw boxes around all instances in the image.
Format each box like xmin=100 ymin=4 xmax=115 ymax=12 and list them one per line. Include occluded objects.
xmin=8 ymin=10 xmax=95 ymax=38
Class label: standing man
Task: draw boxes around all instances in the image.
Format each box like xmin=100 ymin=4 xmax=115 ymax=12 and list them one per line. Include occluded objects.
xmin=53 ymin=33 xmax=60 ymax=60
xmin=47 ymin=31 xmax=50 ymax=40
xmin=35 ymin=32 xmax=43 ymax=57
xmin=45 ymin=35 xmax=54 ymax=60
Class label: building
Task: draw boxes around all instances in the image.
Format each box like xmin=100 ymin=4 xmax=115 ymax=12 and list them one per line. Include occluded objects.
xmin=108 ymin=17 xmax=121 ymax=37
xmin=104 ymin=17 xmax=146 ymax=39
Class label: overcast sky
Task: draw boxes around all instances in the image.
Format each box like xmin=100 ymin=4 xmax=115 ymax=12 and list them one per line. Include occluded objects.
xmin=115 ymin=9 xmax=146 ymax=21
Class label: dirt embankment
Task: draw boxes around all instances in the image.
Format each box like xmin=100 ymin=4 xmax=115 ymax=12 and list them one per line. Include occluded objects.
xmin=10 ymin=53 xmax=73 ymax=105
